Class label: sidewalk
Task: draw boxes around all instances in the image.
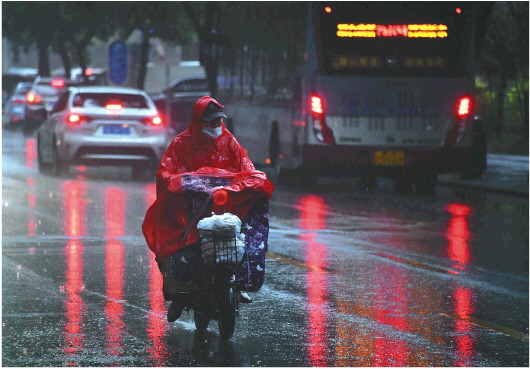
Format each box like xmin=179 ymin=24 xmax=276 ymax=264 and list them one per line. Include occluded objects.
xmin=438 ymin=154 xmax=529 ymax=197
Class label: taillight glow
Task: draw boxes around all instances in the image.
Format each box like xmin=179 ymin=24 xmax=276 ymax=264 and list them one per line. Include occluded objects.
xmin=309 ymin=93 xmax=335 ymax=144
xmin=456 ymin=96 xmax=472 ymax=119
xmin=51 ymin=79 xmax=65 ymax=88
xmin=310 ymin=94 xmax=324 ymax=115
xmin=68 ymin=114 xmax=82 ymax=125
xmin=324 ymin=6 xmax=332 ymax=13
xmin=143 ymin=116 xmax=163 ymax=126
xmin=26 ymin=93 xmax=42 ymax=104
xmin=106 ymin=104 xmax=122 ymax=110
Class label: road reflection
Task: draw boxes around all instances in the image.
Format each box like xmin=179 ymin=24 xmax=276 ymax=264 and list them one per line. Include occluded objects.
xmin=25 ymin=137 xmax=35 ymax=168
xmin=25 ymin=138 xmax=36 ymax=237
xmin=27 ymin=178 xmax=36 ymax=237
xmin=299 ymin=195 xmax=330 ymax=366
xmin=62 ymin=181 xmax=87 ymax=364
xmin=144 ymin=183 xmax=170 ymax=366
xmin=446 ymin=203 xmax=476 ymax=366
xmin=104 ymin=187 xmax=126 ymax=357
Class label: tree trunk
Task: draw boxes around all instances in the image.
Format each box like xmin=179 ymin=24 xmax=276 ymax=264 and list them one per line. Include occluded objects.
xmin=516 ymin=81 xmax=529 ymax=138
xmin=495 ymin=82 xmax=507 ymax=139
xmin=74 ymin=43 xmax=88 ymax=74
xmin=137 ymin=31 xmax=150 ymax=90
xmin=37 ymin=38 xmax=51 ymax=77
xmin=57 ymin=40 xmax=72 ymax=79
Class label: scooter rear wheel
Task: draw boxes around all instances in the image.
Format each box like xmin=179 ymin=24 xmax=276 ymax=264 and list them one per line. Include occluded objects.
xmin=217 ymin=287 xmax=238 ymax=339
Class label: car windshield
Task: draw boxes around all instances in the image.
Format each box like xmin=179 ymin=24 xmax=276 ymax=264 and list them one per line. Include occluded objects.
xmin=35 ymin=81 xmax=74 ymax=96
xmin=72 ymin=93 xmax=149 ymax=109
xmin=15 ymin=84 xmax=32 ymax=95
xmin=168 ymin=79 xmax=208 ymax=93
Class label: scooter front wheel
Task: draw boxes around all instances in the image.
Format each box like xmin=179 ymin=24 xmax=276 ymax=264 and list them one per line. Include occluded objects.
xmin=194 ymin=311 xmax=210 ymax=331
xmin=217 ymin=287 xmax=238 ymax=339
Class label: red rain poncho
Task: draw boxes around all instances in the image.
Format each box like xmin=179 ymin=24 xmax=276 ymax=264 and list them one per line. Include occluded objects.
xmin=142 ymin=96 xmax=274 ymax=258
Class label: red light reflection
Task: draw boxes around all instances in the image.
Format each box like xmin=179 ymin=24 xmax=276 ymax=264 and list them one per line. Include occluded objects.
xmin=27 ymin=178 xmax=36 ymax=237
xmin=454 ymin=287 xmax=476 ymax=366
xmin=144 ymin=183 xmax=169 ymax=365
xmin=62 ymin=181 xmax=86 ymax=359
xmin=446 ymin=204 xmax=476 ymax=365
xmin=64 ymin=240 xmax=85 ymax=358
xmin=104 ymin=187 xmax=126 ymax=356
xmin=25 ymin=138 xmax=36 ymax=168
xmin=147 ymin=253 xmax=168 ymax=365
xmin=63 ymin=181 xmax=86 ymax=237
xmin=445 ymin=204 xmax=471 ymax=266
xmin=374 ymin=264 xmax=409 ymax=366
xmin=299 ymin=195 xmax=329 ymax=366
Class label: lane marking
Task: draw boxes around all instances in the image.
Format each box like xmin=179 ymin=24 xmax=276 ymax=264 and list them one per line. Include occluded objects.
xmin=441 ymin=313 xmax=529 ymax=342
xmin=267 ymin=252 xmax=329 ymax=273
xmin=373 ymin=252 xmax=460 ymax=275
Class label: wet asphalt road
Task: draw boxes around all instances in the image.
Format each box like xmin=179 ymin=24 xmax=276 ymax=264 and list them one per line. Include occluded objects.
xmin=2 ymin=128 xmax=528 ymax=366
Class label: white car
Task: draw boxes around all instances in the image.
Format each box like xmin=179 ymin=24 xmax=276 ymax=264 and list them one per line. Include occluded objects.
xmin=37 ymin=86 xmax=169 ymax=179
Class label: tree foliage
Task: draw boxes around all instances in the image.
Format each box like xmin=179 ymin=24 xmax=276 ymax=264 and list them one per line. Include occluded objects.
xmin=477 ymin=2 xmax=529 ymax=137
xmin=3 ymin=1 xmax=194 ymax=88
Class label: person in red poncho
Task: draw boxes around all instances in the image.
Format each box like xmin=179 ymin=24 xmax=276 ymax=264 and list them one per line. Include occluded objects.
xmin=143 ymin=96 xmax=274 ymax=322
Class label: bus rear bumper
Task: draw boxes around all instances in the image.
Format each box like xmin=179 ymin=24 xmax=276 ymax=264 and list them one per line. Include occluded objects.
xmin=301 ymin=145 xmax=476 ymax=174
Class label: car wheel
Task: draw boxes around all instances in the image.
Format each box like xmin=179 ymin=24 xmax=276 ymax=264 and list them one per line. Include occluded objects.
xmin=23 ymin=119 xmax=35 ymax=136
xmin=37 ymin=139 xmax=52 ymax=175
xmin=52 ymin=142 xmax=69 ymax=176
xmin=460 ymin=119 xmax=487 ymax=180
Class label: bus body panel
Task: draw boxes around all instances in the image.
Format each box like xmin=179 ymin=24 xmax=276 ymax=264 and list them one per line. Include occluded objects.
xmin=307 ymin=75 xmax=475 ymax=147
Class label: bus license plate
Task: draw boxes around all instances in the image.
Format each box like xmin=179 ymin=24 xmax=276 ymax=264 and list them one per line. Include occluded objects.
xmin=374 ymin=150 xmax=405 ymax=166
xmin=103 ymin=125 xmax=131 ymax=135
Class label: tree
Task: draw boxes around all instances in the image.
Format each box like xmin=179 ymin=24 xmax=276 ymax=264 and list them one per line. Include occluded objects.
xmin=183 ymin=2 xmax=229 ymax=97
xmin=107 ymin=2 xmax=194 ymax=89
xmin=3 ymin=2 xmax=62 ymax=76
xmin=478 ymin=2 xmax=529 ymax=139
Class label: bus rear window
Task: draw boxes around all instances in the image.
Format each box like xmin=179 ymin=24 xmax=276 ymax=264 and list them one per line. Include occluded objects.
xmin=72 ymin=93 xmax=149 ymax=109
xmin=316 ymin=2 xmax=470 ymax=77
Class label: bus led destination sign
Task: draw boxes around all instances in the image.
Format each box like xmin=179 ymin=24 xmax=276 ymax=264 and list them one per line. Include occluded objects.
xmin=337 ymin=24 xmax=448 ymax=38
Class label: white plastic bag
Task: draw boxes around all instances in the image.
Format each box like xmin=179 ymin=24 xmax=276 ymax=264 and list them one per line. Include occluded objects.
xmin=198 ymin=213 xmax=245 ymax=265
xmin=197 ymin=212 xmax=241 ymax=235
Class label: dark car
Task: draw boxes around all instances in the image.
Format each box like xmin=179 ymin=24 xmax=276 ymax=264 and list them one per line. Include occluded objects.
xmin=152 ymin=92 xmax=205 ymax=137
xmin=3 ymin=82 xmax=32 ymax=128
xmin=24 ymin=76 xmax=76 ymax=132
xmin=162 ymin=75 xmax=209 ymax=95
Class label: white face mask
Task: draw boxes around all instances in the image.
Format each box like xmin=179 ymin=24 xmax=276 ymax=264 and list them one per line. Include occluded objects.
xmin=202 ymin=126 xmax=222 ymax=138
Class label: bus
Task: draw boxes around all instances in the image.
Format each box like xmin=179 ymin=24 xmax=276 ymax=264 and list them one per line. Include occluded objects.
xmin=217 ymin=2 xmax=487 ymax=190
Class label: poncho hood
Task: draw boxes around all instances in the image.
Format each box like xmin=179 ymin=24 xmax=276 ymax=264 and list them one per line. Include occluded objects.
xmin=189 ymin=96 xmax=227 ymax=141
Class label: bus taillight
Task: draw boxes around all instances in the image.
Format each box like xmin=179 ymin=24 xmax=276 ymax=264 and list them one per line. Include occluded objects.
xmin=456 ymin=96 xmax=472 ymax=119
xmin=310 ymin=94 xmax=324 ymax=115
xmin=446 ymin=96 xmax=474 ymax=145
xmin=309 ymin=94 xmax=335 ymax=144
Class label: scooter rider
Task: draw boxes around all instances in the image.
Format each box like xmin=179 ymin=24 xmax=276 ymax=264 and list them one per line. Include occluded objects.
xmin=143 ymin=96 xmax=262 ymax=322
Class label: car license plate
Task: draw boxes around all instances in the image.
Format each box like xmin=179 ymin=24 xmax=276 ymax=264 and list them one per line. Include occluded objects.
xmin=103 ymin=125 xmax=131 ymax=135
xmin=46 ymin=102 xmax=55 ymax=110
xmin=374 ymin=150 xmax=405 ymax=166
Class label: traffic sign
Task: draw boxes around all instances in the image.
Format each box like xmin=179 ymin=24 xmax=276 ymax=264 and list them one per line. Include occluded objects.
xmin=108 ymin=41 xmax=128 ymax=85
